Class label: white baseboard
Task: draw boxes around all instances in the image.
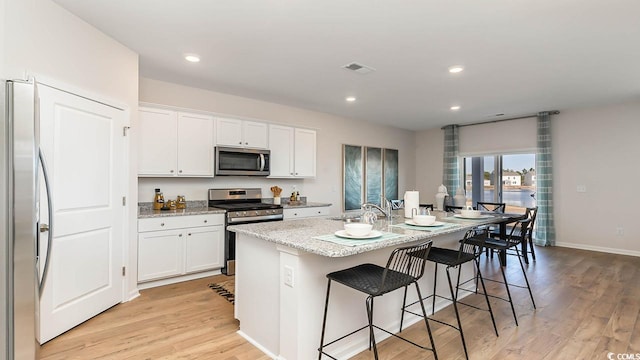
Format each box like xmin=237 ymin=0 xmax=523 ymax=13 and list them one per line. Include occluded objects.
xmin=137 ymin=269 xmax=222 ymax=290
xmin=236 ymin=330 xmax=280 ymax=359
xmin=555 ymin=242 xmax=640 ymax=257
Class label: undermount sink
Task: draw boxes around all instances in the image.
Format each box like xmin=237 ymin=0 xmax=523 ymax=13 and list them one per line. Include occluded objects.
xmin=329 ymin=216 xmax=361 ymax=222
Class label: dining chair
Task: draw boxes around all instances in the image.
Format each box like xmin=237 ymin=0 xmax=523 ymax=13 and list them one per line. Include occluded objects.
xmin=420 ymin=204 xmax=434 ymax=211
xmin=318 ymin=241 xmax=438 ymax=360
xmin=445 ymin=205 xmax=464 ymax=212
xmin=476 ymin=202 xmax=506 ymax=213
xmin=489 ymin=206 xmax=538 ymax=263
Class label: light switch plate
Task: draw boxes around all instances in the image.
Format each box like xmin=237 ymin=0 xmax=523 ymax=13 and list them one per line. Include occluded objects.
xmin=576 ymin=185 xmax=587 ymax=193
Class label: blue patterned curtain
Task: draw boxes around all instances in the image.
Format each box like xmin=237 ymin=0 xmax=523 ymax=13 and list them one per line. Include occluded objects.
xmin=535 ymin=112 xmax=556 ymax=246
xmin=442 ymin=125 xmax=460 ymax=200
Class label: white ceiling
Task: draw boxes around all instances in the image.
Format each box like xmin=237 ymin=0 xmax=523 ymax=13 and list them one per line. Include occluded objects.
xmin=53 ymin=0 xmax=640 ymax=130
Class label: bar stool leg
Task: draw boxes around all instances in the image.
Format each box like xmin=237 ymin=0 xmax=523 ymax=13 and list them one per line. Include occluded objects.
xmin=318 ymin=279 xmax=332 ymax=360
xmin=474 ymin=258 xmax=499 ymax=336
xmin=432 ymin=265 xmax=438 ymax=315
xmin=446 ymin=267 xmax=469 ymax=360
xmin=365 ymin=296 xmax=379 ymax=359
xmin=499 ymin=264 xmax=519 ymax=326
xmin=399 ymin=286 xmax=408 ymax=332
xmin=515 ymin=247 xmax=536 ymax=308
xmin=414 ymin=282 xmax=439 ymax=360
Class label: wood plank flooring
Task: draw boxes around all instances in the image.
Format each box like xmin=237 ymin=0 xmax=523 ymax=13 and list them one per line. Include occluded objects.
xmin=39 ymin=246 xmax=640 ymax=359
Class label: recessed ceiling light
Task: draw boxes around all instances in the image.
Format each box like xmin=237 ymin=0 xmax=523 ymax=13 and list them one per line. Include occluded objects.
xmin=450 ymin=106 xmax=461 ymax=111
xmin=345 ymin=96 xmax=357 ymax=102
xmin=184 ymin=54 xmax=200 ymax=63
xmin=448 ymin=66 xmax=464 ymax=73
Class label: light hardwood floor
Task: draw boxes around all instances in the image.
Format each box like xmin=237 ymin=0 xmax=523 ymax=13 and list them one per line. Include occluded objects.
xmin=40 ymin=246 xmax=640 ymax=359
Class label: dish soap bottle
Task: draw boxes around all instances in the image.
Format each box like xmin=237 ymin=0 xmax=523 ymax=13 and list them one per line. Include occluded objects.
xmin=153 ymin=188 xmax=165 ymax=210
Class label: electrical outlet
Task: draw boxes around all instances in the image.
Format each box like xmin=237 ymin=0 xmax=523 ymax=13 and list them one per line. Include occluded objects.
xmin=616 ymin=227 xmax=624 ymax=236
xmin=284 ymin=266 xmax=294 ymax=287
xmin=576 ymin=185 xmax=587 ymax=193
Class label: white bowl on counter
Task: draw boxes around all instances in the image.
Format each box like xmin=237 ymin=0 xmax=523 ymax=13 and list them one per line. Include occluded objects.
xmin=460 ymin=209 xmax=481 ymax=218
xmin=343 ymin=223 xmax=373 ymax=236
xmin=412 ymin=214 xmax=436 ymax=225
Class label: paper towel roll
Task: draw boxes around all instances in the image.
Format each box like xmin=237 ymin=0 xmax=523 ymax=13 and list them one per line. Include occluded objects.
xmin=403 ymin=191 xmax=420 ymax=218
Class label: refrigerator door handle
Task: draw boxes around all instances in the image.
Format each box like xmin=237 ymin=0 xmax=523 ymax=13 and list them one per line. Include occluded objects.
xmin=38 ymin=148 xmax=53 ymax=295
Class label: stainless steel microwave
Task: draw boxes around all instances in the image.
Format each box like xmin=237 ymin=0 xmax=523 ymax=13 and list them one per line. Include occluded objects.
xmin=214 ymin=146 xmax=270 ymax=176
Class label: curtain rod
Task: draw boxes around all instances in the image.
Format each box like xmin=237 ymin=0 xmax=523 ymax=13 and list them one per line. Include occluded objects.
xmin=441 ymin=110 xmax=560 ymax=129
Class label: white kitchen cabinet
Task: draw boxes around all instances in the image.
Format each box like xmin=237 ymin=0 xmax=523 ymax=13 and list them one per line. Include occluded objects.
xmin=284 ymin=206 xmax=329 ymax=220
xmin=215 ymin=117 xmax=268 ymax=149
xmin=268 ymin=125 xmax=316 ymax=178
xmin=137 ymin=214 xmax=224 ymax=284
xmin=138 ymin=107 xmax=214 ymax=177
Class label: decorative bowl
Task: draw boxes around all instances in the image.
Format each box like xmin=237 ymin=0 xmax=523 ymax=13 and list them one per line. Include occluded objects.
xmin=343 ymin=223 xmax=373 ymax=236
xmin=460 ymin=209 xmax=481 ymax=218
xmin=412 ymin=215 xmax=436 ymax=225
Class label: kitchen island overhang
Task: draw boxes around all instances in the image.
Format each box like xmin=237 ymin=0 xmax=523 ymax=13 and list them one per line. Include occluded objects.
xmin=228 ymin=215 xmax=496 ymax=360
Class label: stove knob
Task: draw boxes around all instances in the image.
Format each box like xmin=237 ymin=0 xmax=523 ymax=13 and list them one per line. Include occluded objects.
xmin=235 ymin=212 xmax=241 ymax=217
xmin=242 ymin=211 xmax=247 ymax=216
xmin=254 ymin=211 xmax=259 ymax=216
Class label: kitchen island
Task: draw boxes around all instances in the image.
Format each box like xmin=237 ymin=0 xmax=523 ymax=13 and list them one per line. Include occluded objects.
xmin=228 ymin=214 xmax=497 ymax=359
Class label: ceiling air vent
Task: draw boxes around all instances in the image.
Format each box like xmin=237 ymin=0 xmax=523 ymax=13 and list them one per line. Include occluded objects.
xmin=342 ymin=62 xmax=376 ymax=74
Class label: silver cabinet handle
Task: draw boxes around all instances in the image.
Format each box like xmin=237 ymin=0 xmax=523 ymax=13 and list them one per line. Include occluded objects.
xmin=179 ymin=233 xmax=183 ymax=237
xmin=204 ymin=220 xmax=208 ymax=223
xmin=179 ymin=170 xmax=182 ymax=173
xmin=160 ymin=223 xmax=165 ymax=226
xmin=170 ymin=170 xmax=174 ymax=173
xmin=40 ymin=223 xmax=49 ymax=232
xmin=238 ymin=141 xmax=242 ymax=144
xmin=188 ymin=233 xmax=192 ymax=236
xmin=245 ymin=142 xmax=248 ymax=145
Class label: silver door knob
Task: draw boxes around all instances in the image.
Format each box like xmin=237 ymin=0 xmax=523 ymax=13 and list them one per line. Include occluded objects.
xmin=40 ymin=224 xmax=49 ymax=232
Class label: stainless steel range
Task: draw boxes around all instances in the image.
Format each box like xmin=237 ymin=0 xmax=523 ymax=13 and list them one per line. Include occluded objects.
xmin=208 ymin=188 xmax=283 ymax=275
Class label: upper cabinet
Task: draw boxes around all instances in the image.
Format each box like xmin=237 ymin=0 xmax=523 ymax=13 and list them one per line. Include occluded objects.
xmin=138 ymin=107 xmax=214 ymax=177
xmin=215 ymin=117 xmax=268 ymax=149
xmin=269 ymin=125 xmax=316 ymax=178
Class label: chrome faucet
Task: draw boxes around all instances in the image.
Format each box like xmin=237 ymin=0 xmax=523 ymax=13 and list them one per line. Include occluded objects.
xmin=362 ymin=197 xmax=392 ymax=218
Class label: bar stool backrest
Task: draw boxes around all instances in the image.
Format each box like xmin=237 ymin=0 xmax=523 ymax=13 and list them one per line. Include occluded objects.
xmin=379 ymin=241 xmax=433 ymax=296
xmin=459 ymin=229 xmax=486 ymax=261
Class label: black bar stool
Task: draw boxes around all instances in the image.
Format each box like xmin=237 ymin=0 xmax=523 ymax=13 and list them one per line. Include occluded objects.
xmin=318 ymin=241 xmax=438 ymax=360
xmin=469 ymin=219 xmax=536 ymax=326
xmin=400 ymin=230 xmax=498 ymax=360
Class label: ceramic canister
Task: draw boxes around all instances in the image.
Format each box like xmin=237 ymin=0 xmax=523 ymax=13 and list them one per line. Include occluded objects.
xmin=403 ymin=190 xmax=420 ymax=218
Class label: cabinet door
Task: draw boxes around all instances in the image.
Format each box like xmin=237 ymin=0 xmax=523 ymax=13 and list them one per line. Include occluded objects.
xmin=268 ymin=125 xmax=294 ymax=178
xmin=243 ymin=121 xmax=268 ymax=149
xmin=184 ymin=225 xmax=224 ymax=273
xmin=294 ymin=128 xmax=316 ymax=177
xmin=138 ymin=230 xmax=184 ymax=282
xmin=138 ymin=108 xmax=178 ymax=176
xmin=177 ymin=112 xmax=214 ymax=176
xmin=216 ymin=117 xmax=243 ymax=147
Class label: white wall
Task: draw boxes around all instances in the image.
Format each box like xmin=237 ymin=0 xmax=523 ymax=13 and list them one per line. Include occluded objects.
xmin=3 ymin=0 xmax=140 ymax=299
xmin=415 ymin=99 xmax=640 ymax=256
xmin=554 ymin=100 xmax=640 ymax=255
xmin=138 ymin=78 xmax=417 ymax=214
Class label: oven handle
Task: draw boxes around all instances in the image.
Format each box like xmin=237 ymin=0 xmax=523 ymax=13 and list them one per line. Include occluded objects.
xmin=227 ymin=214 xmax=283 ymax=224
xmin=259 ymin=153 xmax=265 ymax=171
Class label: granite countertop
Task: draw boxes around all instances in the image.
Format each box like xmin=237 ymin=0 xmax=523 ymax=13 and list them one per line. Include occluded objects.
xmin=283 ymin=201 xmax=332 ymax=209
xmin=227 ymin=212 xmax=499 ymax=257
xmin=138 ymin=201 xmax=226 ymax=218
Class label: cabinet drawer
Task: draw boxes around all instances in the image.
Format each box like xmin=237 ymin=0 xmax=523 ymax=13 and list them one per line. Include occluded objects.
xmin=139 ymin=214 xmax=224 ymax=232
xmin=284 ymin=207 xmax=329 ymax=219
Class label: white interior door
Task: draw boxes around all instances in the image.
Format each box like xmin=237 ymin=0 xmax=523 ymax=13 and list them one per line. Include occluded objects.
xmin=36 ymin=83 xmax=126 ymax=344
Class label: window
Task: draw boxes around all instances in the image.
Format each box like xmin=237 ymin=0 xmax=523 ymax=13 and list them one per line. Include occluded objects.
xmin=463 ymin=153 xmax=536 ymax=213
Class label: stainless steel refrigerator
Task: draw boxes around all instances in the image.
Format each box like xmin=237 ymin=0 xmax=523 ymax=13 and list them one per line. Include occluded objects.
xmin=2 ymin=79 xmax=44 ymax=360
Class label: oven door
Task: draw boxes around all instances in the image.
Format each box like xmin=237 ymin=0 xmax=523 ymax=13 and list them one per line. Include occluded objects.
xmin=215 ymin=146 xmax=270 ymax=176
xmin=223 ymin=216 xmax=283 ymax=275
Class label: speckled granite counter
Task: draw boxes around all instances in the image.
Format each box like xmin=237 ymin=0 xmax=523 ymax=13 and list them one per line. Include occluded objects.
xmin=282 ymin=201 xmax=331 ymax=209
xmin=228 ymin=214 xmax=495 ymax=257
xmin=138 ymin=201 xmax=226 ymax=218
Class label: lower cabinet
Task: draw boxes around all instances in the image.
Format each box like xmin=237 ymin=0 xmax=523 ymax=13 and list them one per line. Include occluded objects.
xmin=138 ymin=214 xmax=224 ymax=283
xmin=283 ymin=206 xmax=330 ymax=220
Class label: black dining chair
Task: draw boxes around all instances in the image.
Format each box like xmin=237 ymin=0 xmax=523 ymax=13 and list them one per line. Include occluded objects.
xmin=445 ymin=205 xmax=464 ymax=213
xmin=318 ymin=241 xmax=438 ymax=360
xmin=476 ymin=202 xmax=506 ymax=213
xmin=420 ymin=204 xmax=434 ymax=211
